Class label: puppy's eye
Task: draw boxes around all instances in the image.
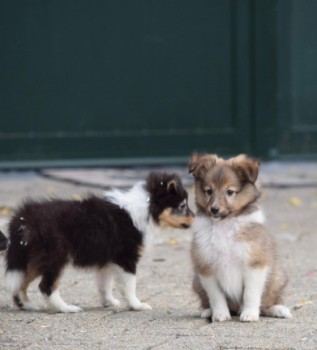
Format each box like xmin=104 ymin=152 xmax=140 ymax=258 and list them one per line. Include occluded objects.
xmin=205 ymin=189 xmax=213 ymax=196
xmin=226 ymin=189 xmax=234 ymax=196
xmin=179 ymin=203 xmax=186 ymax=210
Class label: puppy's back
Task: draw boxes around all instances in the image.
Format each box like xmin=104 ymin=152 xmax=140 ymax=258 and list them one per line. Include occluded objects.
xmin=6 ymin=196 xmax=143 ymax=272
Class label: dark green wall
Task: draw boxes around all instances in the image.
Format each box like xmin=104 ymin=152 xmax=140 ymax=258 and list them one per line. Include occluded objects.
xmin=276 ymin=0 xmax=317 ymax=158
xmin=0 ymin=0 xmax=316 ymax=168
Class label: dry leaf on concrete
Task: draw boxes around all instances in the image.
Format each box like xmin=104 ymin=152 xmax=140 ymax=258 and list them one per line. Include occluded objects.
xmin=294 ymin=300 xmax=313 ymax=309
xmin=288 ymin=197 xmax=302 ymax=207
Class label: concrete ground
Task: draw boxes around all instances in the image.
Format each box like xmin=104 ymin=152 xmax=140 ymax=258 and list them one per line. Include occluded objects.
xmin=0 ymin=163 xmax=316 ymax=350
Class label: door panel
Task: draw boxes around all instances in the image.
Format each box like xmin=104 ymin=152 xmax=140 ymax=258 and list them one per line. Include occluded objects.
xmin=0 ymin=0 xmax=251 ymax=164
xmin=277 ymin=0 xmax=317 ymax=157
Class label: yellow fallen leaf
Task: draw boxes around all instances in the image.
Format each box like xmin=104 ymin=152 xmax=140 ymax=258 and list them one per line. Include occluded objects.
xmin=71 ymin=194 xmax=82 ymax=201
xmin=288 ymin=197 xmax=302 ymax=207
xmin=168 ymin=239 xmax=177 ymax=245
xmin=46 ymin=186 xmax=55 ymax=194
xmin=0 ymin=207 xmax=11 ymax=215
xmin=294 ymin=300 xmax=313 ymax=309
xmin=281 ymin=223 xmax=289 ymax=230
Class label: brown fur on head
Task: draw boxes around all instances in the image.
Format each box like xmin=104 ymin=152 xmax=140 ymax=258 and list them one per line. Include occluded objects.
xmin=189 ymin=153 xmax=260 ymax=219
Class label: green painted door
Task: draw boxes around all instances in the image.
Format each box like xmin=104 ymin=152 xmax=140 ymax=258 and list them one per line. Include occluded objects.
xmin=276 ymin=0 xmax=317 ymax=158
xmin=0 ymin=1 xmax=251 ymax=166
xmin=1 ymin=0 xmax=316 ymax=167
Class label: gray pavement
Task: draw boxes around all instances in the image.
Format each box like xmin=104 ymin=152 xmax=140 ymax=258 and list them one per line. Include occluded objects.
xmin=0 ymin=162 xmax=317 ymax=349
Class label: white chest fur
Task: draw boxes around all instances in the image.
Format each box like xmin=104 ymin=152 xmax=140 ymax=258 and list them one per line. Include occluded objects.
xmin=192 ymin=210 xmax=265 ymax=301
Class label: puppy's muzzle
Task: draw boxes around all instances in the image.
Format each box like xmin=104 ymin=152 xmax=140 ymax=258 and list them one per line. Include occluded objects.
xmin=210 ymin=207 xmax=230 ymax=220
xmin=158 ymin=204 xmax=194 ymax=229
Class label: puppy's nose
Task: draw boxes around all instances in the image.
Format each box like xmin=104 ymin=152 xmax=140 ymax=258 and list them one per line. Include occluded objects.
xmin=211 ymin=207 xmax=219 ymax=215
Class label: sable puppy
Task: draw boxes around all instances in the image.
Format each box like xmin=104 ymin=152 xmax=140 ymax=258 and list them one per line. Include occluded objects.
xmin=5 ymin=172 xmax=193 ymax=313
xmin=189 ymin=153 xmax=292 ymax=322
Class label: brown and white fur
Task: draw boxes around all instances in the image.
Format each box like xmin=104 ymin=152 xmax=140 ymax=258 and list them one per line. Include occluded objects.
xmin=189 ymin=153 xmax=292 ymax=322
xmin=5 ymin=172 xmax=193 ymax=313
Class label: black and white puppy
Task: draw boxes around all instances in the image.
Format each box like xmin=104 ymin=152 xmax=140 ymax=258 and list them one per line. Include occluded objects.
xmin=5 ymin=172 xmax=193 ymax=313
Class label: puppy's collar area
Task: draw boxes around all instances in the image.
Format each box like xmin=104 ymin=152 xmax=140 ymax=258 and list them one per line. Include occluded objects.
xmin=236 ymin=209 xmax=265 ymax=225
xmin=104 ymin=182 xmax=154 ymax=235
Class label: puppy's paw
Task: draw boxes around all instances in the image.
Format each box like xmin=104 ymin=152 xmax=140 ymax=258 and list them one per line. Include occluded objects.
xmin=212 ymin=309 xmax=231 ymax=322
xmin=131 ymin=302 xmax=152 ymax=311
xmin=59 ymin=304 xmax=83 ymax=313
xmin=103 ymin=297 xmax=121 ymax=308
xmin=266 ymin=305 xmax=292 ymax=319
xmin=240 ymin=308 xmax=259 ymax=322
xmin=22 ymin=303 xmax=38 ymax=312
xmin=109 ymin=298 xmax=121 ymax=307
xmin=201 ymin=308 xmax=212 ymax=319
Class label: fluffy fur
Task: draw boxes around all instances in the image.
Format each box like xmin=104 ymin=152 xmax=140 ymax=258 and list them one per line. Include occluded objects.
xmin=189 ymin=153 xmax=292 ymax=322
xmin=0 ymin=230 xmax=7 ymax=251
xmin=5 ymin=172 xmax=193 ymax=313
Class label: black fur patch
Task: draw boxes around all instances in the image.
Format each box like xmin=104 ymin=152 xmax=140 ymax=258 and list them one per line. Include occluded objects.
xmin=6 ymin=196 xmax=143 ymax=295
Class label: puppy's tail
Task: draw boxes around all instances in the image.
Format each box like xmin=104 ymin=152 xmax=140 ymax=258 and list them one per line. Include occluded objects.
xmin=0 ymin=230 xmax=8 ymax=251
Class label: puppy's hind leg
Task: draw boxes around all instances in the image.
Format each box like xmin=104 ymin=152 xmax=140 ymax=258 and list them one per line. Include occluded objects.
xmin=6 ymin=270 xmax=25 ymax=309
xmin=5 ymin=269 xmax=37 ymax=311
xmin=193 ymin=272 xmax=211 ymax=318
xmin=261 ymin=267 xmax=292 ymax=319
xmin=96 ymin=264 xmax=120 ymax=307
xmin=18 ymin=268 xmax=39 ymax=311
xmin=262 ymin=305 xmax=292 ymax=319
xmin=39 ymin=271 xmax=82 ymax=313
xmin=117 ymin=267 xmax=151 ymax=311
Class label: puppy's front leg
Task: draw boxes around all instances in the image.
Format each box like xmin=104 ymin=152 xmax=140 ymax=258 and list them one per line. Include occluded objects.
xmin=199 ymin=274 xmax=231 ymax=322
xmin=118 ymin=268 xmax=152 ymax=311
xmin=240 ymin=266 xmax=268 ymax=322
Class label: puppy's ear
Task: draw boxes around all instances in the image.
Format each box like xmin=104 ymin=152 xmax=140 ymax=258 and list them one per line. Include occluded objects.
xmin=230 ymin=154 xmax=260 ymax=183
xmin=189 ymin=153 xmax=218 ymax=179
xmin=188 ymin=153 xmax=201 ymax=174
xmin=167 ymin=179 xmax=177 ymax=194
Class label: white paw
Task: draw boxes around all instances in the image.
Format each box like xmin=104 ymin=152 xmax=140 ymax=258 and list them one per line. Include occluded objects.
xmin=130 ymin=302 xmax=152 ymax=311
xmin=212 ymin=309 xmax=231 ymax=322
xmin=267 ymin=305 xmax=292 ymax=319
xmin=201 ymin=308 xmax=212 ymax=319
xmin=23 ymin=303 xmax=38 ymax=311
xmin=103 ymin=297 xmax=121 ymax=308
xmin=59 ymin=304 xmax=83 ymax=313
xmin=240 ymin=308 xmax=259 ymax=322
